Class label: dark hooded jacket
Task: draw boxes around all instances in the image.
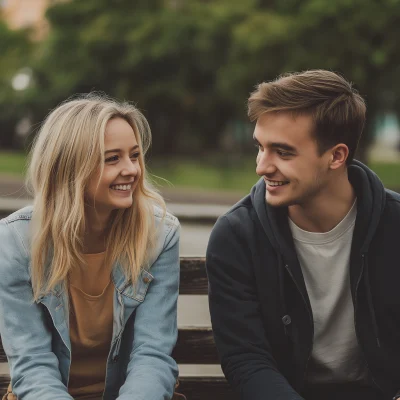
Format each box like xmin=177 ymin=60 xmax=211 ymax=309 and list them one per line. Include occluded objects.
xmin=206 ymin=161 xmax=400 ymax=400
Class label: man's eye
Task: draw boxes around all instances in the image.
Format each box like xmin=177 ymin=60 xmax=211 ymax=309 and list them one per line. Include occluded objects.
xmin=254 ymin=143 xmax=262 ymax=151
xmin=277 ymin=150 xmax=292 ymax=157
xmin=105 ymin=155 xmax=119 ymax=162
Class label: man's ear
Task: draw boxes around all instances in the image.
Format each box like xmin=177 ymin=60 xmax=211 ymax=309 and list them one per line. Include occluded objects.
xmin=329 ymin=144 xmax=349 ymax=170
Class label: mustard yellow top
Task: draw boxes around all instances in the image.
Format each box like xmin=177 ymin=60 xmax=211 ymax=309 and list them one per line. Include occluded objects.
xmin=67 ymin=252 xmax=114 ymax=400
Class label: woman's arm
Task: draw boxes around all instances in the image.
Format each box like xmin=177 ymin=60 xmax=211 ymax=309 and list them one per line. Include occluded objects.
xmin=0 ymin=220 xmax=73 ymax=400
xmin=117 ymin=221 xmax=180 ymax=400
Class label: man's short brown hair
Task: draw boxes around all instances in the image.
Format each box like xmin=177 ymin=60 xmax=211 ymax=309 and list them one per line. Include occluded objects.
xmin=248 ymin=70 xmax=366 ymax=164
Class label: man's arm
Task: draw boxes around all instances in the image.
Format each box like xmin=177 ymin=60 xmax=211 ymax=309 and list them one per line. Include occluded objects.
xmin=206 ymin=215 xmax=303 ymax=400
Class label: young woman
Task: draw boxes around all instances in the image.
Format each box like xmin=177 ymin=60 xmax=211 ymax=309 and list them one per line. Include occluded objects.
xmin=0 ymin=94 xmax=181 ymax=400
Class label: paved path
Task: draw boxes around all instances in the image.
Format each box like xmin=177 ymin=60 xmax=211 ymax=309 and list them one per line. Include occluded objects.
xmin=0 ymin=175 xmax=245 ymax=205
xmin=0 ymin=175 xmax=239 ymax=223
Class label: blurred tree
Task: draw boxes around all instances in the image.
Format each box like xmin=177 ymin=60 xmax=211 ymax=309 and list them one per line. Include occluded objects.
xmin=0 ymin=21 xmax=32 ymax=148
xmin=29 ymin=0 xmax=251 ymax=154
xmin=219 ymin=0 xmax=400 ymax=161
xmin=21 ymin=0 xmax=400 ymax=160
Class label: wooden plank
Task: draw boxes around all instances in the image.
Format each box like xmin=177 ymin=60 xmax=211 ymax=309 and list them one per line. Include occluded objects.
xmin=0 ymin=337 xmax=5 ymax=363
xmin=177 ymin=377 xmax=238 ymax=400
xmin=179 ymin=257 xmax=207 ymax=295
xmin=0 ymin=374 xmax=238 ymax=400
xmin=173 ymin=328 xmax=218 ymax=364
xmin=0 ymin=375 xmax=9 ymax=392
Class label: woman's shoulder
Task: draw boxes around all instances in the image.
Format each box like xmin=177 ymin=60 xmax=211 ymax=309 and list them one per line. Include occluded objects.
xmin=146 ymin=205 xmax=180 ymax=267
xmin=0 ymin=206 xmax=33 ymax=244
xmin=153 ymin=205 xmax=180 ymax=230
xmin=0 ymin=206 xmax=32 ymax=269
xmin=1 ymin=205 xmax=33 ymax=224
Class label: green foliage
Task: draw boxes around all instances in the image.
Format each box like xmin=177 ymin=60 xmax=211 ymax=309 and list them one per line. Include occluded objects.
xmin=2 ymin=150 xmax=400 ymax=194
xmin=3 ymin=0 xmax=400 ymax=159
xmin=0 ymin=22 xmax=32 ymax=148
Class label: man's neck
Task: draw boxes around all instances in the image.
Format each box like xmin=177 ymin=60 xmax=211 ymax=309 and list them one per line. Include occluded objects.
xmin=288 ymin=173 xmax=356 ymax=233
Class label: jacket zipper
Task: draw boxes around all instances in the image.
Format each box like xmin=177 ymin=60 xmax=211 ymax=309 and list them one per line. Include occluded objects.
xmin=111 ymin=291 xmax=125 ymax=362
xmin=354 ymin=254 xmax=385 ymax=394
xmin=101 ymin=291 xmax=125 ymax=399
xmin=284 ymin=264 xmax=314 ymax=384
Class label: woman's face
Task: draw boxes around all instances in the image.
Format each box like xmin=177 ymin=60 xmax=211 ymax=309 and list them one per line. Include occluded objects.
xmin=85 ymin=117 xmax=142 ymax=218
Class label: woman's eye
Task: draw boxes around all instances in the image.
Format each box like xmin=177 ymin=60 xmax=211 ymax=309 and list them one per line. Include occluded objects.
xmin=130 ymin=152 xmax=140 ymax=159
xmin=105 ymin=155 xmax=119 ymax=162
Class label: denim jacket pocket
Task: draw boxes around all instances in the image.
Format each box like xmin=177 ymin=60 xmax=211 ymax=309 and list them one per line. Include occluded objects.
xmin=120 ymin=269 xmax=154 ymax=302
xmin=133 ymin=269 xmax=154 ymax=302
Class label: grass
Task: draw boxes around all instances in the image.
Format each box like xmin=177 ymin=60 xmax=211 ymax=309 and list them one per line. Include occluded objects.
xmin=0 ymin=151 xmax=28 ymax=177
xmin=0 ymin=150 xmax=399 ymax=193
xmin=368 ymin=162 xmax=400 ymax=189
xmin=148 ymin=155 xmax=257 ymax=195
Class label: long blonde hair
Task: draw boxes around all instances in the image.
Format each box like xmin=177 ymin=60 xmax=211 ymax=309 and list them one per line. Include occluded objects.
xmin=27 ymin=93 xmax=166 ymax=301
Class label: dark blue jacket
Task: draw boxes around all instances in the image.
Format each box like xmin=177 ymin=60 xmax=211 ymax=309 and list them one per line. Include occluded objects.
xmin=206 ymin=161 xmax=400 ymax=400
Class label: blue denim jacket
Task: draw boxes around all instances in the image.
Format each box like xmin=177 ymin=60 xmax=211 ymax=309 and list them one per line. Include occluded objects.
xmin=0 ymin=206 xmax=180 ymax=400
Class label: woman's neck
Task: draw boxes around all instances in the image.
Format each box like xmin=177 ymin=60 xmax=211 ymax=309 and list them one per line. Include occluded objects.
xmin=83 ymin=208 xmax=110 ymax=254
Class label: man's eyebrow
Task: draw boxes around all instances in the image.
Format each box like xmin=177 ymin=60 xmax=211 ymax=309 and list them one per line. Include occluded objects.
xmin=253 ymin=135 xmax=297 ymax=153
xmin=269 ymin=142 xmax=297 ymax=153
xmin=105 ymin=145 xmax=139 ymax=154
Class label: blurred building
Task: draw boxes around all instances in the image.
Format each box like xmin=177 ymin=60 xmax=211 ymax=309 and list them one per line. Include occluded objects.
xmin=0 ymin=0 xmax=65 ymax=39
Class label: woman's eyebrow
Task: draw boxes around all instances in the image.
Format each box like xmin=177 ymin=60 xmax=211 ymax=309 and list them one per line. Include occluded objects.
xmin=105 ymin=145 xmax=139 ymax=154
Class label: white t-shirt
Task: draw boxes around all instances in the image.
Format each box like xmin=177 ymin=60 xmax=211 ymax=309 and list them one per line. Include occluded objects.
xmin=289 ymin=200 xmax=369 ymax=384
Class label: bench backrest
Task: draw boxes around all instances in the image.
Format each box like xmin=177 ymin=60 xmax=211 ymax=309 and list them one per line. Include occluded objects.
xmin=0 ymin=257 xmax=237 ymax=400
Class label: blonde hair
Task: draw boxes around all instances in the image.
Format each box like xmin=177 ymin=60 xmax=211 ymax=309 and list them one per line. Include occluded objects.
xmin=248 ymin=70 xmax=366 ymax=164
xmin=27 ymin=93 xmax=166 ymax=301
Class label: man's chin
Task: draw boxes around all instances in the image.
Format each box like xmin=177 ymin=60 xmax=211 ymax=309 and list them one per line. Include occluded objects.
xmin=265 ymin=196 xmax=291 ymax=208
xmin=265 ymin=192 xmax=296 ymax=207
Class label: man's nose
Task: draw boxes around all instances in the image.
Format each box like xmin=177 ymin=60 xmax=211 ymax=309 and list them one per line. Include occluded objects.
xmin=256 ymin=152 xmax=276 ymax=176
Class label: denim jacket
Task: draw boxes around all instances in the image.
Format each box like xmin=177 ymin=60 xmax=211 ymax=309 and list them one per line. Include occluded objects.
xmin=0 ymin=206 xmax=180 ymax=400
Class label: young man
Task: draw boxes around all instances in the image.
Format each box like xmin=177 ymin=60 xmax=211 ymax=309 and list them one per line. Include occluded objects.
xmin=206 ymin=70 xmax=400 ymax=400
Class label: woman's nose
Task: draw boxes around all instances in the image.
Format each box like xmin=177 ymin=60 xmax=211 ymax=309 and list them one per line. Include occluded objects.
xmin=121 ymin=158 xmax=139 ymax=176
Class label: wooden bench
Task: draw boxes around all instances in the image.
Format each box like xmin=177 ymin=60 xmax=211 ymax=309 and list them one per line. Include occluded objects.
xmin=0 ymin=257 xmax=238 ymax=400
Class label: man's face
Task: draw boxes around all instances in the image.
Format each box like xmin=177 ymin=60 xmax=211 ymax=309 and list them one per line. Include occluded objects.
xmin=254 ymin=112 xmax=332 ymax=208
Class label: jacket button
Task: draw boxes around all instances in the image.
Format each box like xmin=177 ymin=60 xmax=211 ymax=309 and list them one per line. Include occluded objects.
xmin=143 ymin=277 xmax=150 ymax=284
xmin=282 ymin=315 xmax=292 ymax=325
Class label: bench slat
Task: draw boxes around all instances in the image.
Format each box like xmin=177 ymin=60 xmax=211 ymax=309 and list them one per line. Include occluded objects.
xmin=0 ymin=338 xmax=4 ymax=363
xmin=0 ymin=375 xmax=9 ymax=392
xmin=173 ymin=328 xmax=218 ymax=364
xmin=178 ymin=376 xmax=238 ymax=400
xmin=1 ymin=329 xmax=221 ymax=366
xmin=0 ymin=375 xmax=238 ymax=400
xmin=179 ymin=257 xmax=208 ymax=295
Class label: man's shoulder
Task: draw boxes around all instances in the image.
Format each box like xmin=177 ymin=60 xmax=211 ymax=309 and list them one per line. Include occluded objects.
xmin=384 ymin=188 xmax=400 ymax=218
xmin=220 ymin=193 xmax=255 ymax=226
xmin=386 ymin=188 xmax=400 ymax=204
xmin=380 ymin=188 xmax=400 ymax=224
